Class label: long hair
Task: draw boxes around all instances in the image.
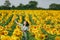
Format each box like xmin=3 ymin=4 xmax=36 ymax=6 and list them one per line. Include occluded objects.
xmin=26 ymin=21 xmax=29 ymax=27
xmin=23 ymin=21 xmax=29 ymax=27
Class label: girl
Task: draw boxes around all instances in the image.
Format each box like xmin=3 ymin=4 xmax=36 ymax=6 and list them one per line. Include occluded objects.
xmin=15 ymin=20 xmax=29 ymax=40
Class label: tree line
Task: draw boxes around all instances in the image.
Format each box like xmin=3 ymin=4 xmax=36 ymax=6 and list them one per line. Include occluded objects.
xmin=0 ymin=0 xmax=60 ymax=10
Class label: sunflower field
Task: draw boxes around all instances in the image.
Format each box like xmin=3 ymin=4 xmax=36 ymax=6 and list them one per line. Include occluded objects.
xmin=0 ymin=10 xmax=60 ymax=40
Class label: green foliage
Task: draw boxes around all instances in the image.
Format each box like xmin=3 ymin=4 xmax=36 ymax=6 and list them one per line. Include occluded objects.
xmin=4 ymin=0 xmax=11 ymax=7
xmin=4 ymin=14 xmax=13 ymax=25
xmin=45 ymin=20 xmax=51 ymax=25
xmin=49 ymin=3 xmax=60 ymax=10
xmin=0 ymin=0 xmax=60 ymax=10
xmin=0 ymin=14 xmax=13 ymax=27
xmin=21 ymin=15 xmax=25 ymax=24
xmin=27 ymin=32 xmax=36 ymax=40
xmin=29 ymin=14 xmax=36 ymax=25
xmin=41 ymin=28 xmax=56 ymax=40
xmin=8 ymin=15 xmax=19 ymax=36
xmin=0 ymin=1 xmax=45 ymax=10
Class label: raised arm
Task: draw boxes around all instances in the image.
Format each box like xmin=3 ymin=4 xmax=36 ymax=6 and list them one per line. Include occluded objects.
xmin=15 ymin=20 xmax=20 ymax=25
xmin=15 ymin=20 xmax=23 ymax=26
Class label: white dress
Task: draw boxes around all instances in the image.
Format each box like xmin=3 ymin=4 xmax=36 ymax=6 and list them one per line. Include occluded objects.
xmin=19 ymin=24 xmax=28 ymax=31
xmin=19 ymin=24 xmax=28 ymax=40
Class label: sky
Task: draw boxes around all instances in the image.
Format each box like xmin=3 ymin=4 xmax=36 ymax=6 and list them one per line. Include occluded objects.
xmin=0 ymin=0 xmax=60 ymax=8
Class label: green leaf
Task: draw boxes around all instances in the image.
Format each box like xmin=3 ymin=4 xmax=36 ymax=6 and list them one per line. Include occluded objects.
xmin=41 ymin=28 xmax=48 ymax=34
xmin=21 ymin=15 xmax=25 ymax=24
xmin=41 ymin=28 xmax=56 ymax=40
xmin=8 ymin=14 xmax=19 ymax=36
xmin=2 ymin=14 xmax=13 ymax=27
xmin=29 ymin=14 xmax=36 ymax=25
xmin=45 ymin=20 xmax=51 ymax=25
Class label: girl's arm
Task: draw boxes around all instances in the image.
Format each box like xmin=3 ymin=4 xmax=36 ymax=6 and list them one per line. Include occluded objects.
xmin=15 ymin=20 xmax=20 ymax=25
xmin=15 ymin=20 xmax=23 ymax=26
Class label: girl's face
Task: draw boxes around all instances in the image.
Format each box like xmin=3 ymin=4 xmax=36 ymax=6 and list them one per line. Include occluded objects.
xmin=23 ymin=21 xmax=26 ymax=25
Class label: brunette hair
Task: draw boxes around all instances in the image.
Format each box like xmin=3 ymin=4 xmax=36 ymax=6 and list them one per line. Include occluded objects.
xmin=23 ymin=21 xmax=29 ymax=27
xmin=26 ymin=21 xmax=29 ymax=27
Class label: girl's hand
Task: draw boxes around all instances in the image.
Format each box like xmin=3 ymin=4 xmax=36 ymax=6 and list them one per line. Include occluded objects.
xmin=22 ymin=30 xmax=26 ymax=32
xmin=14 ymin=19 xmax=18 ymax=23
xmin=14 ymin=20 xmax=21 ymax=26
xmin=22 ymin=30 xmax=24 ymax=32
xmin=15 ymin=20 xmax=17 ymax=23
